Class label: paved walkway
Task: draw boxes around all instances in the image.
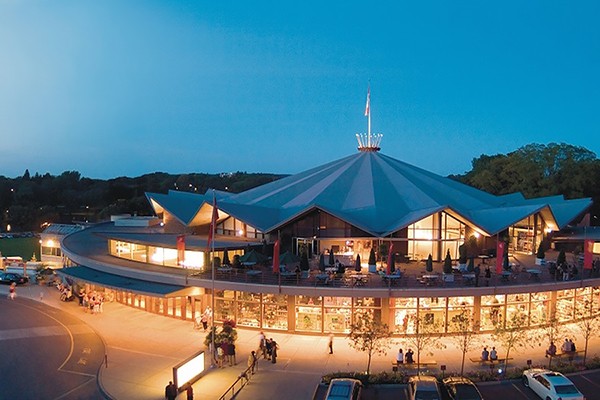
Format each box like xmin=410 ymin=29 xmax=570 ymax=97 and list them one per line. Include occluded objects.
xmin=3 ymin=283 xmax=600 ymax=400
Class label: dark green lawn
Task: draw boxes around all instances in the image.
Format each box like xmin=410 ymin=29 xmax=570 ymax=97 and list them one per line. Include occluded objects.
xmin=0 ymin=237 xmax=40 ymax=261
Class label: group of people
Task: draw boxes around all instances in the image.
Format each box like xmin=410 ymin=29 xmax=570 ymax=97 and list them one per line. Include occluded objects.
xmin=396 ymin=348 xmax=415 ymax=364
xmin=258 ymin=331 xmax=279 ymax=363
xmin=561 ymin=338 xmax=577 ymax=353
xmin=481 ymin=346 xmax=498 ymax=361
xmin=216 ymin=340 xmax=236 ymax=368
xmin=78 ymin=288 xmax=106 ymax=314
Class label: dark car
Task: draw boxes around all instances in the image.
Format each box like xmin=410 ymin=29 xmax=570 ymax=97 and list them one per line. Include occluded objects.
xmin=0 ymin=272 xmax=29 ymax=285
xmin=442 ymin=376 xmax=484 ymax=400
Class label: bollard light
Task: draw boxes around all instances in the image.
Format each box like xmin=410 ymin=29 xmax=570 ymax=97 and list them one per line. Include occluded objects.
xmin=527 ymin=359 xmax=532 ymax=367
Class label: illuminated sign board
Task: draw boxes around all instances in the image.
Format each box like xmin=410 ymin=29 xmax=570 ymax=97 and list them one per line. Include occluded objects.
xmin=173 ymin=350 xmax=205 ymax=391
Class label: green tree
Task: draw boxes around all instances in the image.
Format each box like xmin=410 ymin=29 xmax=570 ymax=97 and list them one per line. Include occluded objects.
xmin=492 ymin=309 xmax=532 ymax=372
xmin=403 ymin=315 xmax=446 ymax=374
xmin=448 ymin=306 xmax=479 ymax=376
xmin=347 ymin=311 xmax=392 ymax=375
xmin=573 ymin=297 xmax=600 ymax=365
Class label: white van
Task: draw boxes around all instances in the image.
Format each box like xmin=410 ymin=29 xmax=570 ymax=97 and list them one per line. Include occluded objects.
xmin=325 ymin=378 xmax=362 ymax=400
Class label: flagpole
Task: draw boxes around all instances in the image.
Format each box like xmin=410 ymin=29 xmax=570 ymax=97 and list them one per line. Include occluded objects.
xmin=366 ymin=86 xmax=371 ymax=148
xmin=210 ymin=189 xmax=216 ymax=368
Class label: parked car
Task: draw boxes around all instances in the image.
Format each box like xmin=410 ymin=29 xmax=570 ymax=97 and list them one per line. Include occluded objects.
xmin=442 ymin=376 xmax=484 ymax=400
xmin=0 ymin=272 xmax=29 ymax=285
xmin=325 ymin=378 xmax=362 ymax=400
xmin=408 ymin=375 xmax=442 ymax=400
xmin=522 ymin=368 xmax=585 ymax=400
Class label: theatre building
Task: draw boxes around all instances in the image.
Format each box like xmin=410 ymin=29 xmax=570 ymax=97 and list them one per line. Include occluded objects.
xmin=59 ymin=134 xmax=599 ymax=336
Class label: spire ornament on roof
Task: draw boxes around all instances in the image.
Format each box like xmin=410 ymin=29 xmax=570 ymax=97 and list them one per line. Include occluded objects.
xmin=356 ymin=85 xmax=383 ymax=152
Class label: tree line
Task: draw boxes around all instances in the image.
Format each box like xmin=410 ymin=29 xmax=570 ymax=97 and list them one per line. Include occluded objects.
xmin=0 ymin=170 xmax=285 ymax=232
xmin=1 ymin=142 xmax=599 ymax=233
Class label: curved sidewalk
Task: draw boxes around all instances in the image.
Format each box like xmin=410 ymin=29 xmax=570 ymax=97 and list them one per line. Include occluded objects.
xmin=4 ymin=283 xmax=600 ymax=400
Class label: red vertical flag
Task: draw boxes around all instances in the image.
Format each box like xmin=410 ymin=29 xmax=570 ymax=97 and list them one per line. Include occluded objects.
xmin=206 ymin=194 xmax=218 ymax=252
xmin=386 ymin=242 xmax=394 ymax=275
xmin=495 ymin=240 xmax=504 ymax=274
xmin=584 ymin=239 xmax=593 ymax=270
xmin=273 ymin=240 xmax=280 ymax=273
xmin=176 ymin=234 xmax=185 ymax=267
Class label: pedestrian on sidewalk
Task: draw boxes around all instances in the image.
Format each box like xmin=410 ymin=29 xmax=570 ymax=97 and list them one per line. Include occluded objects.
xmin=248 ymin=350 xmax=258 ymax=374
xmin=328 ymin=333 xmax=334 ymax=354
xmin=165 ymin=381 xmax=177 ymax=400
xmin=186 ymin=384 xmax=193 ymax=400
xmin=271 ymin=339 xmax=278 ymax=364
xmin=8 ymin=282 xmax=16 ymax=300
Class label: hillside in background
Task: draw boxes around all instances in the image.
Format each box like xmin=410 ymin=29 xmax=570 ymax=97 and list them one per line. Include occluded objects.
xmin=0 ymin=171 xmax=286 ymax=232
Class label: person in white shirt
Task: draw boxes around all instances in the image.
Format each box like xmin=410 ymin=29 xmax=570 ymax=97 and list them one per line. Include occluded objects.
xmin=396 ymin=348 xmax=404 ymax=364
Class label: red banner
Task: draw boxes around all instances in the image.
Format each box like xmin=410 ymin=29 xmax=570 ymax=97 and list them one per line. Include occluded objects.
xmin=584 ymin=239 xmax=593 ymax=270
xmin=496 ymin=240 xmax=504 ymax=274
xmin=387 ymin=242 xmax=394 ymax=275
xmin=273 ymin=240 xmax=280 ymax=273
xmin=176 ymin=234 xmax=185 ymax=267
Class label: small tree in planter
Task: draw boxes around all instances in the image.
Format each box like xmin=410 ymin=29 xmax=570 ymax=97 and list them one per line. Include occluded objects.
xmin=347 ymin=311 xmax=392 ymax=376
xmin=368 ymin=247 xmax=377 ymax=273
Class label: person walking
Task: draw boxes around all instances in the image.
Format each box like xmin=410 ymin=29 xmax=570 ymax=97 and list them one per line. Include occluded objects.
xmin=248 ymin=350 xmax=258 ymax=374
xmin=165 ymin=381 xmax=177 ymax=400
xmin=474 ymin=264 xmax=481 ymax=287
xmin=328 ymin=333 xmax=334 ymax=354
xmin=186 ymin=384 xmax=194 ymax=400
xmin=8 ymin=282 xmax=16 ymax=300
xmin=271 ymin=339 xmax=278 ymax=364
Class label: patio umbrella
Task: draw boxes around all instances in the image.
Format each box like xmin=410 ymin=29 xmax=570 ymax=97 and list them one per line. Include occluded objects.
xmin=502 ymin=248 xmax=510 ymax=270
xmin=354 ymin=254 xmax=361 ymax=272
xmin=239 ymin=249 xmax=267 ymax=266
xmin=426 ymin=254 xmax=433 ymax=272
xmin=386 ymin=242 xmax=395 ymax=274
xmin=319 ymin=253 xmax=325 ymax=272
xmin=467 ymin=257 xmax=475 ymax=272
xmin=222 ymin=249 xmax=230 ymax=266
xmin=328 ymin=250 xmax=335 ymax=267
xmin=279 ymin=251 xmax=300 ymax=266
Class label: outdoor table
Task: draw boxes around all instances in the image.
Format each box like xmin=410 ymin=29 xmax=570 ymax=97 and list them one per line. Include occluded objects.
xmin=421 ymin=274 xmax=439 ymax=286
xmin=477 ymin=255 xmax=490 ymax=264
xmin=246 ymin=270 xmax=262 ymax=280
xmin=526 ymin=269 xmax=542 ymax=279
xmin=500 ymin=271 xmax=512 ymax=282
xmin=315 ymin=274 xmax=329 ymax=285
xmin=383 ymin=274 xmax=401 ymax=286
xmin=350 ymin=273 xmax=368 ymax=286
xmin=280 ymin=271 xmax=296 ymax=280
xmin=217 ymin=267 xmax=233 ymax=274
xmin=462 ymin=273 xmax=476 ymax=285
xmin=325 ymin=267 xmax=338 ymax=273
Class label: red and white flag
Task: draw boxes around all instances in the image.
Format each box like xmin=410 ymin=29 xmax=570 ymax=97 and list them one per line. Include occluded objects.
xmin=273 ymin=240 xmax=280 ymax=274
xmin=177 ymin=234 xmax=185 ymax=267
xmin=584 ymin=239 xmax=593 ymax=270
xmin=364 ymin=87 xmax=370 ymax=116
xmin=207 ymin=193 xmax=218 ymax=252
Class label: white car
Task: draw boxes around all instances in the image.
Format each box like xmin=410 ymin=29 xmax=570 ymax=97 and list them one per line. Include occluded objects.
xmin=522 ymin=368 xmax=585 ymax=400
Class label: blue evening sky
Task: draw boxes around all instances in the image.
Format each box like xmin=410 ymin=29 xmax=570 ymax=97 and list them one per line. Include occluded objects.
xmin=1 ymin=1 xmax=599 ymax=179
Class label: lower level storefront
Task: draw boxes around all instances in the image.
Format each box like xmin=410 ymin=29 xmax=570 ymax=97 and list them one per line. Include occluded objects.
xmin=65 ymin=272 xmax=600 ymax=336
